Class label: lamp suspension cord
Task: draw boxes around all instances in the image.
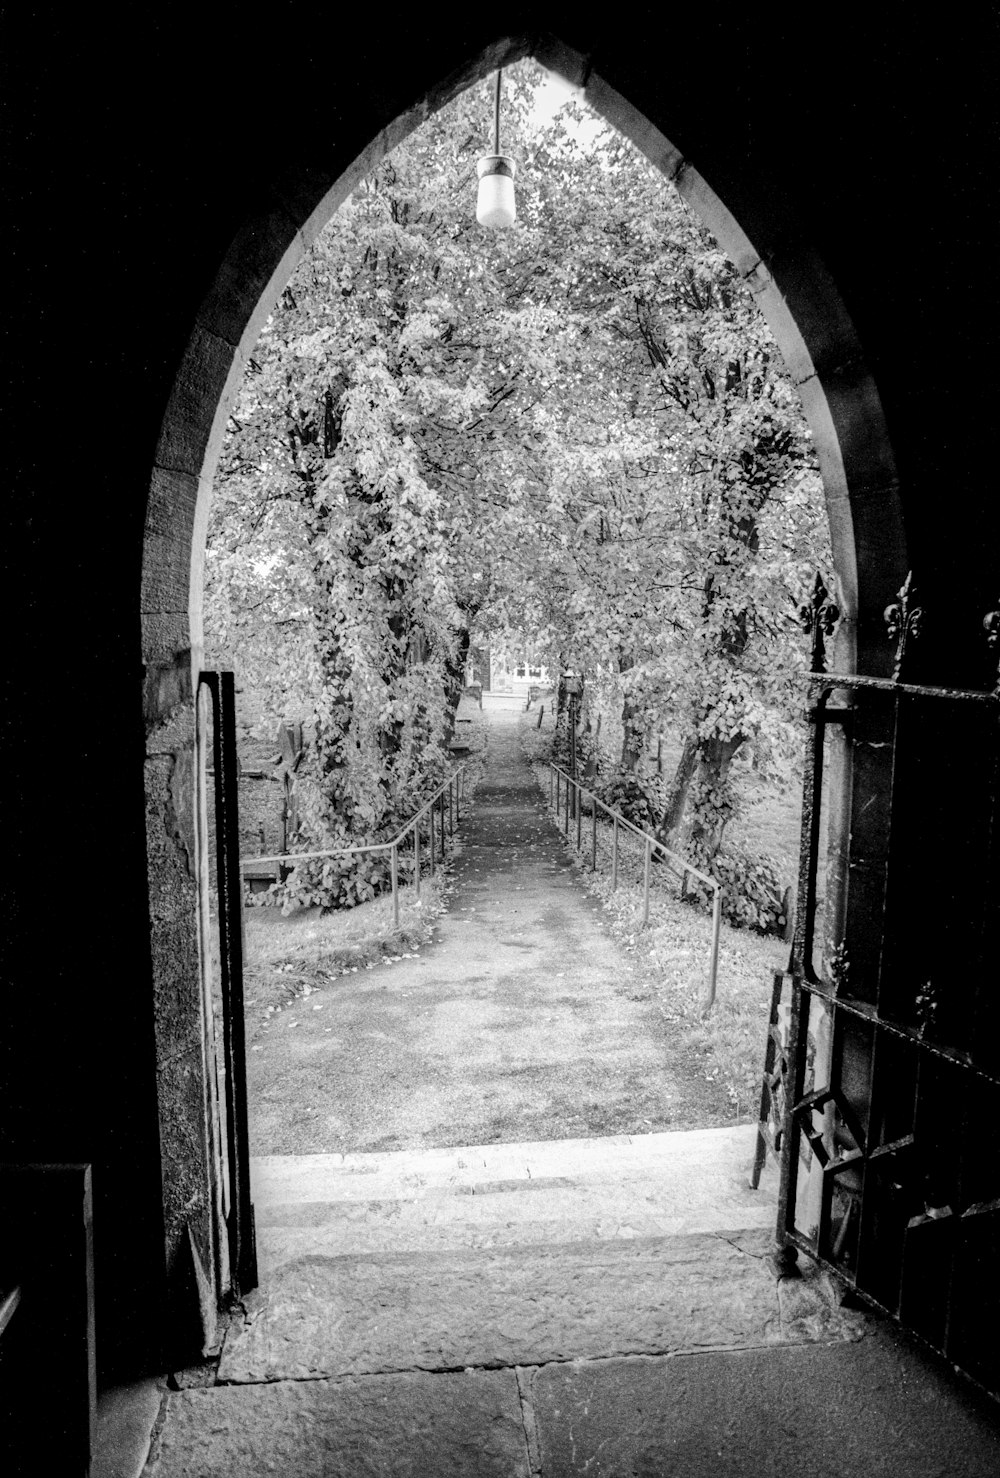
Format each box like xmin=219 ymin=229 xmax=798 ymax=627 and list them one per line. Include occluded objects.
xmin=494 ymin=68 xmax=502 ymax=155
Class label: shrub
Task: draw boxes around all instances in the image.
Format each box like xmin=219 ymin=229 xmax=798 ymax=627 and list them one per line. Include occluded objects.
xmin=685 ymin=842 xmax=786 ymax=935
xmin=592 ymin=767 xmax=662 ymax=831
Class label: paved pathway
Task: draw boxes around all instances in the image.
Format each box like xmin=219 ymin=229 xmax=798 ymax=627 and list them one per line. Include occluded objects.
xmin=248 ymin=699 xmax=718 ymax=1156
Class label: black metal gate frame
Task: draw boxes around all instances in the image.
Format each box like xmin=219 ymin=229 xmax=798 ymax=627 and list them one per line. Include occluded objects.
xmin=777 ymin=667 xmax=1000 ymax=1316
xmin=199 ymin=671 xmax=258 ymax=1298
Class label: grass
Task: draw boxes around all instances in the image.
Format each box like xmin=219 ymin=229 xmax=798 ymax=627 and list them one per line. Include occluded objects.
xmin=237 ymin=690 xmax=488 ymax=1042
xmin=519 ymin=703 xmax=788 ymax=1121
xmin=241 ymin=876 xmax=452 ymax=1043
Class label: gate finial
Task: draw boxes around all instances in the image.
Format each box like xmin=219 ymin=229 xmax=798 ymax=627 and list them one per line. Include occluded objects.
xmin=797 ymin=571 xmax=839 ymax=673
xmin=884 ymin=571 xmax=923 ymax=682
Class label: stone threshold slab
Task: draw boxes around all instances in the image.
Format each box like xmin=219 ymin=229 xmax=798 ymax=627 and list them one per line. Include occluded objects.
xmin=219 ymin=1227 xmax=856 ymax=1385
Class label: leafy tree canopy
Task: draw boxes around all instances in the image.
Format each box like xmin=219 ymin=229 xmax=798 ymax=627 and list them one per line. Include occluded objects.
xmin=206 ymin=60 xmax=830 ymax=910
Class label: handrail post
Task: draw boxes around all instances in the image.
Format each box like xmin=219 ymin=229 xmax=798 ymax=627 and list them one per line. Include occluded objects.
xmin=704 ymin=886 xmax=722 ymax=1013
xmin=414 ymin=823 xmax=421 ymax=896
xmin=643 ymin=836 xmax=651 ymax=927
xmin=564 ymin=776 xmax=570 ymax=834
xmin=612 ymin=816 xmax=619 ymax=890
xmin=576 ymin=784 xmax=582 ymax=850
xmin=550 ymin=765 xmax=554 ymax=807
xmin=440 ymin=793 xmax=446 ymax=862
xmin=429 ymin=812 xmax=435 ymax=878
xmin=591 ymin=796 xmax=597 ymax=870
xmin=449 ymin=780 xmax=454 ymax=836
xmin=391 ymin=843 xmax=399 ymax=928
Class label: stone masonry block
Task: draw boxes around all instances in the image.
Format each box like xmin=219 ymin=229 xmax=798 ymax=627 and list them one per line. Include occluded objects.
xmin=146 ymin=465 xmax=200 ymax=539
xmin=154 ymin=324 xmax=245 ymax=481
xmin=147 ymin=1368 xmax=529 ymax=1478
xmin=142 ymin=530 xmax=195 ymax=616
xmin=530 ymin=1336 xmax=1000 ymax=1477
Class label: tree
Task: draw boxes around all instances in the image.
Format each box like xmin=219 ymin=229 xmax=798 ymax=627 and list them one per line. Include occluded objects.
xmin=205 ymin=60 xmax=830 ymax=914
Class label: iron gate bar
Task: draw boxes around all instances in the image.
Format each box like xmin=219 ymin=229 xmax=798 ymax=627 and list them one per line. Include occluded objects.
xmin=790 ymin=686 xmax=848 ymax=981
xmin=774 ymin=963 xmax=809 ymax=1276
xmin=794 ymin=980 xmax=1000 ymax=1088
xmin=750 ymin=971 xmax=788 ymax=1189
xmin=200 ymin=671 xmax=258 ymax=1297
xmin=805 ymin=670 xmax=999 ymax=704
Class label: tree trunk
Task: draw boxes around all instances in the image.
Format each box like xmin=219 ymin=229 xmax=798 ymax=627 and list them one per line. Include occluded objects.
xmin=620 ymin=694 xmax=644 ymax=772
xmin=657 ymin=730 xmax=745 ymax=861
xmin=658 ymin=735 xmax=699 ymax=847
xmin=617 ymin=652 xmax=644 ymax=773
xmin=441 ymin=627 xmax=470 ymax=743
xmin=687 ymin=732 xmax=745 ymax=861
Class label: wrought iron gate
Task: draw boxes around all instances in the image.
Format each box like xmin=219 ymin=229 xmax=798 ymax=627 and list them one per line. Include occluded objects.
xmin=774 ymin=579 xmax=1000 ymax=1395
xmin=199 ymin=671 xmax=258 ymax=1298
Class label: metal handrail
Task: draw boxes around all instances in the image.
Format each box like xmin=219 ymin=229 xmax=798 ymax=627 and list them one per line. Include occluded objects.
xmin=546 ymin=761 xmax=722 ymax=1012
xmin=240 ymin=759 xmax=474 ymax=927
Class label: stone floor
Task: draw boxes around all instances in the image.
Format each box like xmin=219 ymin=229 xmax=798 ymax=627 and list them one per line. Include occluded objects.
xmin=95 ymin=1126 xmax=1000 ymax=1475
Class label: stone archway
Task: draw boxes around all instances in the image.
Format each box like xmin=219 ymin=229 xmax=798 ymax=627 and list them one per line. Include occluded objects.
xmin=140 ymin=30 xmax=907 ymax=1339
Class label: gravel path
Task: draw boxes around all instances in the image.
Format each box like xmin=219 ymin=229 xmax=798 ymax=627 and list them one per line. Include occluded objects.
xmin=248 ymin=701 xmax=716 ymax=1154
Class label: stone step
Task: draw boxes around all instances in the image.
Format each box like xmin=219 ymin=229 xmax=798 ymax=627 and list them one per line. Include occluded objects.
xmin=219 ymin=1227 xmax=859 ymax=1386
xmin=254 ymin=1206 xmax=770 ymax=1261
xmin=252 ymin=1125 xmax=771 ymax=1203
xmin=251 ymin=1126 xmax=778 ymax=1257
xmin=251 ymin=1126 xmax=778 ymax=1256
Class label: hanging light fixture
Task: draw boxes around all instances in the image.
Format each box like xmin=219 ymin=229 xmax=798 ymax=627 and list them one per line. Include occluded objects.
xmin=476 ymin=68 xmax=516 ymax=228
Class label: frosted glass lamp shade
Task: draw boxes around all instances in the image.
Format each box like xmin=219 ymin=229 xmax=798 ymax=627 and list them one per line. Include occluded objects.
xmin=476 ymin=155 xmax=517 ymax=227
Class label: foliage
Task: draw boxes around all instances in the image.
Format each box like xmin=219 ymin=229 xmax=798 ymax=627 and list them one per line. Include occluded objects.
xmin=205 ymin=59 xmax=830 ymax=911
xmin=592 ymin=767 xmax=663 ymax=832
xmin=688 ymin=844 xmax=786 ymax=935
